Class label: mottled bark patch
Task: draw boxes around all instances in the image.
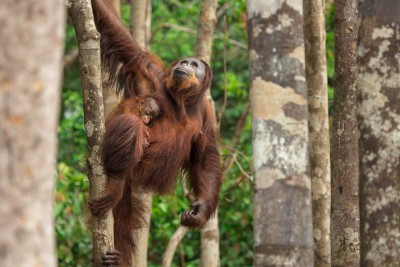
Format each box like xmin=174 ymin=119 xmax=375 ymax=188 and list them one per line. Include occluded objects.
xmin=358 ymin=0 xmax=400 ymax=265
xmin=248 ymin=1 xmax=313 ymax=265
xmin=283 ymin=102 xmax=307 ymax=121
xmin=248 ymin=3 xmax=306 ymax=95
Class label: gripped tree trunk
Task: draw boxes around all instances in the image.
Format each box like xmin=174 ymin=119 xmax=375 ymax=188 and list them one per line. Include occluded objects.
xmin=67 ymin=1 xmax=115 ymax=266
xmin=331 ymin=0 xmax=360 ymax=266
xmin=358 ymin=0 xmax=400 ymax=265
xmin=0 ymin=1 xmax=65 ymax=266
xmin=247 ymin=1 xmax=314 ymax=266
xmin=130 ymin=1 xmax=152 ymax=266
xmin=195 ymin=0 xmax=220 ymax=266
xmin=303 ymin=0 xmax=331 ymax=266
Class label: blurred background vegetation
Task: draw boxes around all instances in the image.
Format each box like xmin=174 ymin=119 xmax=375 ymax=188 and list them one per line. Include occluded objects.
xmin=57 ymin=0 xmax=335 ymax=266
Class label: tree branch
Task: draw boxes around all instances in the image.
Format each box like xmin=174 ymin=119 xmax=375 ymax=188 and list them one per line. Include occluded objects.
xmin=63 ymin=47 xmax=79 ymax=68
xmin=150 ymin=23 xmax=247 ymax=50
xmin=161 ymin=226 xmax=189 ymax=267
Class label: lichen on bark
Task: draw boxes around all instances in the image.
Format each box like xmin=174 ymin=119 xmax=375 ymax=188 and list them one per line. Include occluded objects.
xmin=247 ymin=1 xmax=313 ymax=266
xmin=358 ymin=0 xmax=400 ymax=265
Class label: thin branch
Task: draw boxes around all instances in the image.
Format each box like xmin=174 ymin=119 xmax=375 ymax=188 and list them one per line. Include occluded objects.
xmin=222 ymin=174 xmax=246 ymax=195
xmin=232 ymin=154 xmax=252 ymax=179
xmin=231 ymin=101 xmax=250 ymax=149
xmin=216 ymin=2 xmax=230 ymax=18
xmin=150 ymin=23 xmax=247 ymax=50
xmin=181 ymin=171 xmax=195 ymax=203
xmin=222 ymin=144 xmax=253 ymax=175
xmin=161 ymin=226 xmax=189 ymax=267
xmin=221 ymin=102 xmax=250 ymax=177
xmin=161 ymin=172 xmax=193 ymax=267
xmin=63 ymin=47 xmax=79 ymax=68
xmin=217 ymin=16 xmax=228 ymax=128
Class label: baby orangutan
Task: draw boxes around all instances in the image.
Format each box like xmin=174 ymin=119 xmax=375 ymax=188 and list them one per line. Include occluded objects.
xmin=89 ymin=96 xmax=160 ymax=216
xmin=138 ymin=97 xmax=160 ymax=125
xmin=137 ymin=97 xmax=160 ymax=148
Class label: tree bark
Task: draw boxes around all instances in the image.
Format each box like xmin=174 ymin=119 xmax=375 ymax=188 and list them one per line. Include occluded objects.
xmin=67 ymin=1 xmax=114 ymax=266
xmin=107 ymin=0 xmax=120 ymax=16
xmin=247 ymin=1 xmax=314 ymax=266
xmin=161 ymin=226 xmax=189 ymax=267
xmin=103 ymin=0 xmax=121 ymax=118
xmin=331 ymin=1 xmax=360 ymax=266
xmin=130 ymin=0 xmax=149 ymax=48
xmin=303 ymin=0 xmax=331 ymax=266
xmin=130 ymin=1 xmax=152 ymax=266
xmin=358 ymin=0 xmax=400 ymax=265
xmin=195 ymin=0 xmax=220 ymax=266
xmin=0 ymin=1 xmax=64 ymax=266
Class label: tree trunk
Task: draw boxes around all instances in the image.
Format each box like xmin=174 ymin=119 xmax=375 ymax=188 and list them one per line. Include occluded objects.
xmin=130 ymin=0 xmax=151 ymax=48
xmin=130 ymin=1 xmax=152 ymax=266
xmin=331 ymin=1 xmax=360 ymax=266
xmin=195 ymin=0 xmax=220 ymax=266
xmin=68 ymin=1 xmax=114 ymax=266
xmin=303 ymin=0 xmax=331 ymax=266
xmin=358 ymin=0 xmax=400 ymax=265
xmin=107 ymin=0 xmax=120 ymax=16
xmin=103 ymin=0 xmax=121 ymax=118
xmin=247 ymin=1 xmax=314 ymax=266
xmin=162 ymin=226 xmax=188 ymax=267
xmin=0 ymin=1 xmax=64 ymax=266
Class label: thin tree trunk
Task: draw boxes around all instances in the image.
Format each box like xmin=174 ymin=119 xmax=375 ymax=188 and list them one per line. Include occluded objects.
xmin=107 ymin=0 xmax=120 ymax=16
xmin=358 ymin=0 xmax=400 ymax=265
xmin=68 ymin=1 xmax=114 ymax=266
xmin=331 ymin=1 xmax=360 ymax=266
xmin=195 ymin=0 xmax=220 ymax=266
xmin=247 ymin=1 xmax=314 ymax=266
xmin=103 ymin=0 xmax=121 ymax=118
xmin=0 ymin=1 xmax=64 ymax=266
xmin=303 ymin=0 xmax=331 ymax=266
xmin=130 ymin=0 xmax=149 ymax=48
xmin=162 ymin=226 xmax=189 ymax=267
xmin=130 ymin=1 xmax=152 ymax=266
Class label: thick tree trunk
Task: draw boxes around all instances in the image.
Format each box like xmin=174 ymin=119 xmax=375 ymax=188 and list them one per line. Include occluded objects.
xmin=358 ymin=0 xmax=400 ymax=265
xmin=0 ymin=1 xmax=64 ymax=266
xmin=195 ymin=0 xmax=220 ymax=266
xmin=331 ymin=1 xmax=360 ymax=266
xmin=130 ymin=1 xmax=152 ymax=266
xmin=247 ymin=1 xmax=314 ymax=266
xmin=68 ymin=1 xmax=114 ymax=266
xmin=303 ymin=0 xmax=331 ymax=266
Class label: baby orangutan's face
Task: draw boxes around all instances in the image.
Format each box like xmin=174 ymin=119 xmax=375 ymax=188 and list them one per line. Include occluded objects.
xmin=140 ymin=97 xmax=160 ymax=124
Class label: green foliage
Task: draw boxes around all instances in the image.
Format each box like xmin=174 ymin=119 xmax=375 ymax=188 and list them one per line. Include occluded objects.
xmin=56 ymin=163 xmax=92 ymax=267
xmin=326 ymin=1 xmax=335 ymax=113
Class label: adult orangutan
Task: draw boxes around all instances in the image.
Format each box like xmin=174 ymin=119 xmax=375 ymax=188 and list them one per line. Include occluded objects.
xmin=89 ymin=0 xmax=222 ymax=266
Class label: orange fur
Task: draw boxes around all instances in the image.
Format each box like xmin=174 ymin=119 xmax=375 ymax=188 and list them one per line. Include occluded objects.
xmin=91 ymin=0 xmax=222 ymax=266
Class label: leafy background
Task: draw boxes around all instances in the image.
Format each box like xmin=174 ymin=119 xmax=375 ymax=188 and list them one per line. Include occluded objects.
xmin=57 ymin=0 xmax=335 ymax=266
